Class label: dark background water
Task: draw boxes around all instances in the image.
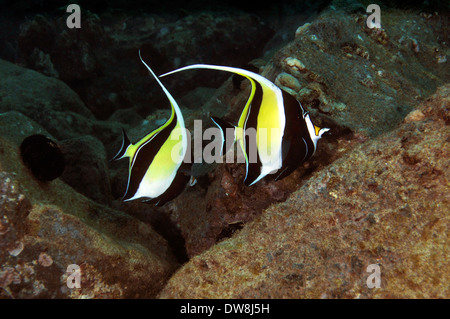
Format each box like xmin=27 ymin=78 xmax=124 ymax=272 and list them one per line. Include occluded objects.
xmin=1 ymin=0 xmax=447 ymax=119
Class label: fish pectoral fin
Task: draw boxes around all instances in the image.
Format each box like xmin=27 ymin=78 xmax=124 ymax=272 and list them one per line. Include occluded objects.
xmin=189 ymin=176 xmax=197 ymax=187
xmin=111 ymin=128 xmax=131 ymax=161
xmin=178 ymin=162 xmax=194 ymax=176
xmin=274 ymin=166 xmax=291 ymax=181
xmin=281 ymin=136 xmax=292 ymax=161
xmin=275 ymin=135 xmax=309 ymax=181
xmin=142 ymin=197 xmax=160 ymax=206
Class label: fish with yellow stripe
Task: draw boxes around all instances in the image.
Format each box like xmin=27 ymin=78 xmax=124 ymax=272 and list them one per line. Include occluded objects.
xmin=113 ymin=52 xmax=191 ymax=206
xmin=160 ymin=64 xmax=330 ymax=186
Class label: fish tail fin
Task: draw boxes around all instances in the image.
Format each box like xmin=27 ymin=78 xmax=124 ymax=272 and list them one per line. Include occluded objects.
xmin=211 ymin=116 xmax=236 ymax=156
xmin=112 ymin=128 xmax=132 ymax=161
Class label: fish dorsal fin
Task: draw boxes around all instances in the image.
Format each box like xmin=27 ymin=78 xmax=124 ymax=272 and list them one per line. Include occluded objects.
xmin=159 ymin=64 xmax=270 ymax=129
xmin=160 ymin=64 xmax=265 ymax=172
xmin=139 ymin=51 xmax=186 ymax=135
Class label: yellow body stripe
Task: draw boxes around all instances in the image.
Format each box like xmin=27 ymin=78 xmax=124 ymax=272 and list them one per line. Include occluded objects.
xmin=237 ymin=76 xmax=256 ymax=129
xmin=141 ymin=119 xmax=184 ymax=187
xmin=236 ymin=75 xmax=256 ymax=166
xmin=255 ymin=85 xmax=283 ymax=162
xmin=125 ymin=107 xmax=176 ymax=159
xmin=230 ymin=72 xmax=282 ymax=167
xmin=125 ymin=102 xmax=177 ymax=179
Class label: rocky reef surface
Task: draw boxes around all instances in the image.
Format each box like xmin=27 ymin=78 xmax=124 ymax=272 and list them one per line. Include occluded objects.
xmin=159 ymin=85 xmax=449 ymax=298
xmin=0 ymin=135 xmax=178 ymax=298
xmin=0 ymin=1 xmax=448 ymax=298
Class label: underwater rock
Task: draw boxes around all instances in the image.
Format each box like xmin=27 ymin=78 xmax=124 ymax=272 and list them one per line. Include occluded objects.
xmin=0 ymin=59 xmax=92 ymax=119
xmin=0 ymin=111 xmax=54 ymax=146
xmin=108 ymin=108 xmax=145 ymax=128
xmin=59 ymin=135 xmax=112 ymax=206
xmin=158 ymin=84 xmax=450 ymax=299
xmin=0 ymin=136 xmax=178 ymax=298
xmin=0 ymin=58 xmax=93 ymax=139
xmin=275 ymin=72 xmax=302 ymax=95
xmin=0 ymin=58 xmax=128 ymax=156
xmin=20 ymin=134 xmax=65 ymax=182
xmin=0 ymin=110 xmax=119 ymax=205
xmin=269 ymin=8 xmax=449 ymax=136
xmin=28 ymin=48 xmax=59 ymax=78
xmin=18 ymin=13 xmax=102 ymax=82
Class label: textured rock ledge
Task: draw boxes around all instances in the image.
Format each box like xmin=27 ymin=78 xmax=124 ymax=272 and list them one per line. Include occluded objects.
xmin=158 ymin=85 xmax=449 ymax=298
xmin=0 ymin=136 xmax=178 ymax=298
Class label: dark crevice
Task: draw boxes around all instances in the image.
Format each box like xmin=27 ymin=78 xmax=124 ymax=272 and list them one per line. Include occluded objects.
xmin=148 ymin=211 xmax=189 ymax=264
xmin=125 ymin=207 xmax=189 ymax=264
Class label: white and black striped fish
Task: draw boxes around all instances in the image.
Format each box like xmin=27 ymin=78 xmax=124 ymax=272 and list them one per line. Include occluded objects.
xmin=160 ymin=64 xmax=329 ymax=186
xmin=113 ymin=52 xmax=191 ymax=206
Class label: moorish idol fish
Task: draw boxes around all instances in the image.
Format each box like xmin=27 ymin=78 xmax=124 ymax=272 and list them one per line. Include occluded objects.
xmin=160 ymin=64 xmax=330 ymax=186
xmin=113 ymin=51 xmax=191 ymax=206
